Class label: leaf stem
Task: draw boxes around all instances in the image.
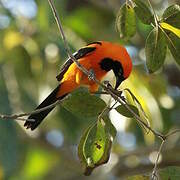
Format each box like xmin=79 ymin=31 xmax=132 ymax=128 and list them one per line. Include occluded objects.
xmin=147 ymin=0 xmax=159 ymax=27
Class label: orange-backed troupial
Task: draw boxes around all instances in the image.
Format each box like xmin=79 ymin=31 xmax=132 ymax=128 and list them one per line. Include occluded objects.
xmin=24 ymin=41 xmax=133 ymax=130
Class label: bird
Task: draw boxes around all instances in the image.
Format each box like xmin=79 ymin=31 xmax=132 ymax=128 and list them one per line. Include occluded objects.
xmin=24 ymin=41 xmax=133 ymax=130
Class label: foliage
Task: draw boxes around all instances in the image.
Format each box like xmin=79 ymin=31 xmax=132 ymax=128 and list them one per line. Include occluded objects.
xmin=115 ymin=3 xmax=136 ymax=40
xmin=159 ymin=166 xmax=180 ymax=180
xmin=62 ymin=88 xmax=106 ymax=118
xmin=0 ymin=0 xmax=180 ymax=179
xmin=116 ymin=1 xmax=180 ymax=73
xmin=78 ymin=116 xmax=116 ymax=175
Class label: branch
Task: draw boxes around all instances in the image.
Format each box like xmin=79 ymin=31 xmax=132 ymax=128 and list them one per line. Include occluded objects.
xmin=0 ymin=115 xmax=34 ymax=122
xmin=166 ymin=129 xmax=180 ymax=138
xmin=101 ymin=83 xmax=165 ymax=139
xmin=113 ymin=145 xmax=180 ymax=178
xmin=0 ymin=99 xmax=62 ymax=122
xmin=151 ymin=140 xmax=166 ymax=180
xmin=151 ymin=129 xmax=180 ymax=179
xmin=47 ymin=0 xmax=90 ymax=77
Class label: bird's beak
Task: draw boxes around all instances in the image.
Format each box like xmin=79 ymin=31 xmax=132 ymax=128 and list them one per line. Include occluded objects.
xmin=115 ymin=72 xmax=125 ymax=90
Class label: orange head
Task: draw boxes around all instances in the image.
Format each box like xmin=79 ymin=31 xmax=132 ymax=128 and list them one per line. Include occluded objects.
xmin=88 ymin=41 xmax=133 ymax=89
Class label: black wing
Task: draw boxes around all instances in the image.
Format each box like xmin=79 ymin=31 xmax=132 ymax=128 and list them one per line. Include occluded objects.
xmin=56 ymin=46 xmax=96 ymax=81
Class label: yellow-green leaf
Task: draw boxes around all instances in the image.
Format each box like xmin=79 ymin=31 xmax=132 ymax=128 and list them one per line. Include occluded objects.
xmin=78 ymin=117 xmax=116 ymax=175
xmin=123 ymin=88 xmax=149 ymax=120
xmin=145 ymin=27 xmax=167 ymax=73
xmin=161 ymin=22 xmax=180 ymax=38
xmin=116 ymin=3 xmax=136 ymax=40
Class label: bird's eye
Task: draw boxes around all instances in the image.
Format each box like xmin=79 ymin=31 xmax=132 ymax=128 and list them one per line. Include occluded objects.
xmin=118 ymin=72 xmax=121 ymax=76
xmin=118 ymin=71 xmax=123 ymax=77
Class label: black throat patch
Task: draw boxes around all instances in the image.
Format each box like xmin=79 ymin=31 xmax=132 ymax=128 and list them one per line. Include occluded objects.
xmin=99 ymin=57 xmax=125 ymax=89
xmin=99 ymin=58 xmax=124 ymax=75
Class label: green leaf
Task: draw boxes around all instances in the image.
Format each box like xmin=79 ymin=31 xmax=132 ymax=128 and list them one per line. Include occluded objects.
xmin=132 ymin=0 xmax=153 ymax=25
xmin=62 ymin=89 xmax=106 ymax=118
xmin=145 ymin=27 xmax=167 ymax=73
xmin=116 ymin=104 xmax=139 ymax=118
xmin=123 ymin=88 xmax=150 ymax=133
xmin=163 ymin=29 xmax=180 ymax=65
xmin=124 ymin=88 xmax=148 ymax=118
xmin=78 ymin=126 xmax=92 ymax=167
xmin=162 ymin=4 xmax=180 ymax=29
xmin=159 ymin=166 xmax=180 ymax=180
xmin=78 ymin=117 xmax=116 ymax=175
xmin=103 ymin=116 xmax=117 ymax=139
xmin=116 ymin=3 xmax=136 ymax=39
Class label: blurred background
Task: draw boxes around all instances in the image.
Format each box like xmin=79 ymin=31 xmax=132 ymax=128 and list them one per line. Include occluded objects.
xmin=0 ymin=0 xmax=180 ymax=179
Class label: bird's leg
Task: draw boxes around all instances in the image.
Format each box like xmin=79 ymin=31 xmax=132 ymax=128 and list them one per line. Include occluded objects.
xmin=91 ymin=81 xmax=112 ymax=95
xmin=103 ymin=80 xmax=112 ymax=87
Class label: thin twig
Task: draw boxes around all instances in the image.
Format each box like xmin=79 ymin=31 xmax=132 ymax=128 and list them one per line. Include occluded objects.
xmin=0 ymin=99 xmax=62 ymax=121
xmin=98 ymin=105 xmax=111 ymax=121
xmin=115 ymin=91 xmax=164 ymax=140
xmin=98 ymin=100 xmax=118 ymax=121
xmin=159 ymin=25 xmax=177 ymax=52
xmin=165 ymin=129 xmax=180 ymax=138
xmin=151 ymin=140 xmax=166 ymax=180
xmin=110 ymin=101 xmax=118 ymax=110
xmin=48 ymin=0 xmax=90 ymax=77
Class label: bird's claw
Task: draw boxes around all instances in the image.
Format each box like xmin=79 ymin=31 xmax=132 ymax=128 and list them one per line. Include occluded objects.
xmin=103 ymin=80 xmax=112 ymax=88
xmin=103 ymin=81 xmax=126 ymax=100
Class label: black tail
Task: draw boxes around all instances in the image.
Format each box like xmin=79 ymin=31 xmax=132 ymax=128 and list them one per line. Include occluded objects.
xmin=24 ymin=85 xmax=66 ymax=130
